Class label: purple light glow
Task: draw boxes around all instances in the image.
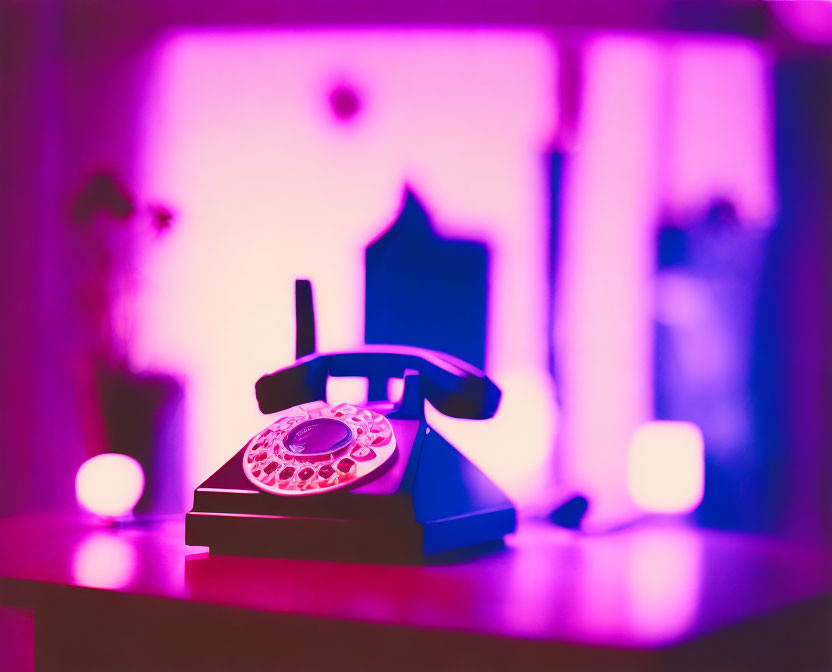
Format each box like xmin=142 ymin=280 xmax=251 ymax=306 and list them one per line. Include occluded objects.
xmin=505 ymin=521 xmax=703 ymax=646
xmin=627 ymin=526 xmax=702 ymax=642
xmin=132 ymin=31 xmax=771 ymax=514
xmin=772 ymin=1 xmax=832 ymax=45
xmin=556 ymin=35 xmax=772 ymax=527
xmin=665 ymin=40 xmax=773 ymax=225
xmin=557 ymin=36 xmax=663 ymax=528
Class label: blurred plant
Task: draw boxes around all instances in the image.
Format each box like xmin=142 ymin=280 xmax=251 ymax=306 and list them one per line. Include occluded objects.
xmin=67 ymin=169 xmax=175 ymax=456
xmin=69 ymin=169 xmax=174 ymax=360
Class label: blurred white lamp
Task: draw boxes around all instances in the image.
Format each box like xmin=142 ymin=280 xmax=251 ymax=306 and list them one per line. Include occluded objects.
xmin=75 ymin=453 xmax=145 ymax=519
xmin=627 ymin=421 xmax=704 ymax=514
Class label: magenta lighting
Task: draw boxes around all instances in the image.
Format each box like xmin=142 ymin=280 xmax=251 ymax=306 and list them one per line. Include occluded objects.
xmin=555 ymin=36 xmax=771 ymax=527
xmin=135 ymin=30 xmax=556 ymax=505
xmin=130 ymin=30 xmax=771 ymax=523
xmin=75 ymin=454 xmax=145 ymax=519
xmin=627 ymin=421 xmax=705 ymax=514
xmin=72 ymin=533 xmax=138 ymax=590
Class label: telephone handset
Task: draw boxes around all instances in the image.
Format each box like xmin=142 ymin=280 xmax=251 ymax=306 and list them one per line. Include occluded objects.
xmin=255 ymin=345 xmax=501 ymax=419
xmin=256 ymin=279 xmax=499 ymax=420
xmin=187 ymin=280 xmax=515 ymax=558
xmin=245 ymin=281 xmax=501 ymax=496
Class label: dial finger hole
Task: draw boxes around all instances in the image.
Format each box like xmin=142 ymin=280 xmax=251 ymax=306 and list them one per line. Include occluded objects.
xmin=330 ymin=403 xmax=358 ymax=419
xmin=351 ymin=446 xmax=376 ymax=462
xmin=336 ymin=458 xmax=356 ymax=478
xmin=317 ymin=464 xmax=336 ymax=484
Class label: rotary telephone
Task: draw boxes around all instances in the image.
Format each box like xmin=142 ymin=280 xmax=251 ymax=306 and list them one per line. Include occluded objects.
xmin=185 ymin=281 xmax=515 ymax=561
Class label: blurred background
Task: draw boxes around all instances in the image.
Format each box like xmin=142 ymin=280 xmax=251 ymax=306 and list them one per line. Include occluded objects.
xmin=2 ymin=0 xmax=832 ymax=546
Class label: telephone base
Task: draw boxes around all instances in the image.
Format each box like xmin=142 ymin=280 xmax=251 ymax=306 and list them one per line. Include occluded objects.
xmin=186 ymin=424 xmax=516 ymax=563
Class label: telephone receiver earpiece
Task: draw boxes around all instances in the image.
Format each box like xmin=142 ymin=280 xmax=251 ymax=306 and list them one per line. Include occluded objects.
xmin=255 ymin=280 xmax=501 ymax=420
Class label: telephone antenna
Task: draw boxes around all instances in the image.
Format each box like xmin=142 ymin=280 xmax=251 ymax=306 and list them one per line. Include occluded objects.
xmin=295 ymin=279 xmax=316 ymax=359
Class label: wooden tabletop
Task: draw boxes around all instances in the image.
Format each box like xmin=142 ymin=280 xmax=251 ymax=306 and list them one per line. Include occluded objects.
xmin=1 ymin=513 xmax=830 ymax=670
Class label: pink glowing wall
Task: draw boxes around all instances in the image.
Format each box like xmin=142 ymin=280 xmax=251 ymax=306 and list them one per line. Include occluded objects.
xmin=556 ymin=37 xmax=663 ymax=527
xmin=134 ymin=30 xmax=771 ymax=517
xmin=135 ymin=30 xmax=557 ymax=500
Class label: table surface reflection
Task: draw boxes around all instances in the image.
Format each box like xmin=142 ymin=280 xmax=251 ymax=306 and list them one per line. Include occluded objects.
xmin=0 ymin=513 xmax=830 ymax=650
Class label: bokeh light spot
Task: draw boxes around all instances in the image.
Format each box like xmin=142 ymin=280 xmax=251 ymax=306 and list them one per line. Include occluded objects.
xmin=627 ymin=421 xmax=704 ymax=514
xmin=75 ymin=453 xmax=145 ymax=519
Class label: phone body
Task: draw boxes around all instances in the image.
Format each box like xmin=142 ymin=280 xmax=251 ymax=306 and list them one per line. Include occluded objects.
xmin=185 ymin=282 xmax=516 ymax=561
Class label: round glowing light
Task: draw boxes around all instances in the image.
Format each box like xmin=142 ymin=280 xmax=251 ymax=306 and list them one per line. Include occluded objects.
xmin=75 ymin=453 xmax=145 ymax=518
